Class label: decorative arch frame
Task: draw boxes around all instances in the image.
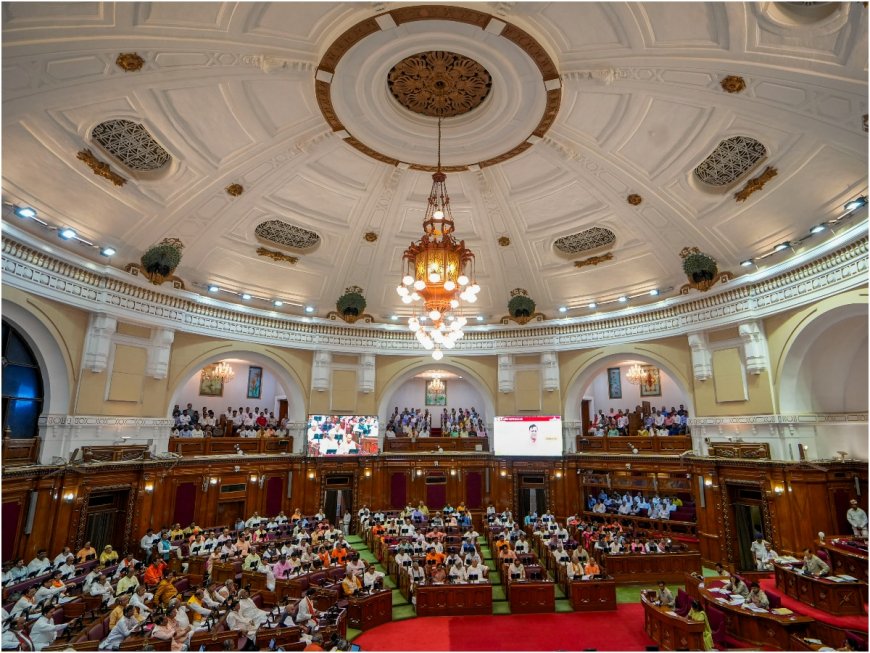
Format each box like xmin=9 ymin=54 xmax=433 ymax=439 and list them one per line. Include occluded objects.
xmin=1 ymin=298 xmax=73 ymax=418
xmin=376 ymin=359 xmax=496 ymax=448
xmin=775 ymin=294 xmax=868 ymax=414
xmin=562 ymin=349 xmax=695 ymax=424
xmin=167 ymin=348 xmax=308 ymax=450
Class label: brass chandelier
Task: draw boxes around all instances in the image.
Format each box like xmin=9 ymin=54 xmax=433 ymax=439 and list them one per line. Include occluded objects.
xmin=203 ymin=361 xmax=235 ymax=384
xmin=396 ymin=119 xmax=478 ymax=360
xmin=626 ymin=363 xmax=657 ymax=389
xmin=428 ymin=375 xmax=445 ymax=393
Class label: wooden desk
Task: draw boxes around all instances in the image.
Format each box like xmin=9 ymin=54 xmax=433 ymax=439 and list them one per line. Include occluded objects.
xmin=346 ymin=589 xmax=393 ymax=631
xmin=415 ymin=582 xmax=493 ymax=616
xmin=774 ymin=563 xmax=867 ymax=616
xmin=566 ymin=577 xmax=617 ymax=611
xmin=824 ymin=539 xmax=869 ymax=583
xmin=382 ymin=436 xmax=489 ymax=453
xmin=641 ymin=590 xmax=705 ymax=651
xmin=506 ymin=579 xmax=555 ymax=614
xmin=699 ymin=585 xmax=813 ymax=649
xmin=602 ymin=551 xmax=702 ymax=583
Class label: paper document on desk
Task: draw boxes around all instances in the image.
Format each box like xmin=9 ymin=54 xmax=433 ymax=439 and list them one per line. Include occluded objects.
xmin=827 ymin=575 xmax=848 ymax=582
xmin=838 ymin=574 xmax=858 ymax=581
xmin=776 ymin=556 xmax=800 ymax=564
xmin=744 ymin=605 xmax=768 ymax=613
xmin=666 ymin=611 xmax=678 ymax=616
xmin=728 ymin=595 xmax=745 ymax=603
xmin=771 ymin=608 xmax=793 ymax=615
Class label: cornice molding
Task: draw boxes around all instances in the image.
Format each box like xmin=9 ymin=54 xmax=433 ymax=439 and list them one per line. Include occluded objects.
xmin=2 ymin=224 xmax=866 ymax=355
xmin=688 ymin=413 xmax=868 ymax=426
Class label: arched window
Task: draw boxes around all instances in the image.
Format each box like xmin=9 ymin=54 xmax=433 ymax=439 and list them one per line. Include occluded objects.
xmin=693 ymin=136 xmax=767 ymax=187
xmin=91 ymin=119 xmax=171 ymax=171
xmin=2 ymin=321 xmax=44 ymax=438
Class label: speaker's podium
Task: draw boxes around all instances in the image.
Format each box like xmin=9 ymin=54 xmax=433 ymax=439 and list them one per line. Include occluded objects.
xmin=347 ymin=588 xmax=393 ymax=631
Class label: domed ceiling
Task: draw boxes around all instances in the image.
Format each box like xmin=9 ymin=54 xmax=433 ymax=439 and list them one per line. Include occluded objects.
xmin=2 ymin=2 xmax=867 ymax=322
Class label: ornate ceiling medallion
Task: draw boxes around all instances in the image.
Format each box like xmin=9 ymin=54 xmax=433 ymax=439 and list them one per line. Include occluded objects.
xmin=388 ymin=51 xmax=492 ymax=118
xmin=225 ymin=183 xmax=244 ymax=197
xmin=627 ymin=194 xmax=643 ymax=205
xmin=115 ymin=53 xmax=144 ymax=72
xmin=76 ymin=149 xmax=127 ymax=187
xmin=720 ymin=75 xmax=746 ymax=93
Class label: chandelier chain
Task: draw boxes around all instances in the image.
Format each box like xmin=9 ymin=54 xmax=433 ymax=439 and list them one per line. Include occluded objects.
xmin=437 ymin=117 xmax=442 ymax=172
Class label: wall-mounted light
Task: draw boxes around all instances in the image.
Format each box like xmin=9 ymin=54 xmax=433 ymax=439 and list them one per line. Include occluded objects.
xmin=773 ymin=484 xmax=785 ymax=495
xmin=307 ymin=471 xmax=316 ymax=480
xmin=555 ymin=471 xmax=563 ymax=479
xmin=704 ymin=478 xmax=713 ymax=487
xmin=417 ymin=469 xmax=424 ymax=476
xmin=210 ymin=477 xmax=218 ymax=485
xmin=364 ymin=469 xmax=372 ymax=478
xmin=500 ymin=469 xmax=507 ymax=477
xmin=249 ymin=474 xmax=258 ymax=483
xmin=450 ymin=469 xmax=456 ymax=476
xmin=62 ymin=492 xmax=75 ymax=503
xmin=143 ymin=482 xmax=154 ymax=494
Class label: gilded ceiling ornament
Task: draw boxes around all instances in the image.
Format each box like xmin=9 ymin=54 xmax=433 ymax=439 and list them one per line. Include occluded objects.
xmin=734 ymin=166 xmax=778 ymax=203
xmin=256 ymin=247 xmax=298 ymax=265
xmin=76 ymin=149 xmax=127 ymax=187
xmin=115 ymin=53 xmax=145 ymax=72
xmin=225 ymin=183 xmax=244 ymax=197
xmin=863 ymin=114 xmax=868 ymax=133
xmin=574 ymin=252 xmax=614 ymax=268
xmin=498 ymin=236 xmax=511 ymax=247
xmin=720 ymin=75 xmax=746 ymax=93
xmin=627 ymin=194 xmax=642 ymax=205
xmin=363 ymin=232 xmax=378 ymax=243
xmin=388 ymin=51 xmax=492 ymax=118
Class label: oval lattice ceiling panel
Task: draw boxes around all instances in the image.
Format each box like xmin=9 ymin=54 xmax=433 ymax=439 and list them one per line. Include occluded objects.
xmin=554 ymin=227 xmax=616 ymax=254
xmin=693 ymin=136 xmax=767 ymax=187
xmin=254 ymin=220 xmax=321 ymax=250
xmin=91 ymin=119 xmax=171 ymax=171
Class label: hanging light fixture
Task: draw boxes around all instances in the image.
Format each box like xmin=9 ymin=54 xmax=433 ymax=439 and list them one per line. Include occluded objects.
xmin=203 ymin=361 xmax=235 ymax=384
xmin=429 ymin=375 xmax=445 ymax=394
xmin=626 ymin=363 xmax=658 ymax=390
xmin=397 ymin=118 xmax=477 ymax=360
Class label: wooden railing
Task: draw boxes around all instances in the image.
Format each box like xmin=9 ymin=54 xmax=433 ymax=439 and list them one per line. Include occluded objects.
xmin=578 ymin=511 xmax=699 ymax=542
xmin=2 ymin=437 xmax=41 ymax=466
xmin=383 ymin=436 xmax=489 ymax=453
xmin=167 ymin=436 xmax=293 ymax=456
xmin=575 ymin=434 xmax=692 ymax=454
xmin=80 ymin=445 xmax=149 ymax=462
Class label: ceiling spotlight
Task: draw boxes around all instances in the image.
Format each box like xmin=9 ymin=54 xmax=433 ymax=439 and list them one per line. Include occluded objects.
xmin=390 ymin=315 xmax=398 ymax=321
xmin=588 ymin=302 xmax=597 ymax=309
xmin=14 ymin=206 xmax=37 ymax=219
xmin=648 ymin=289 xmax=659 ymax=296
xmin=844 ymin=196 xmax=867 ymax=212
xmin=809 ymin=224 xmax=826 ymax=235
xmin=58 ymin=228 xmax=77 ymax=240
xmin=476 ymin=315 xmax=485 ymax=322
xmin=241 ymin=293 xmax=252 ymax=300
xmin=99 ymin=246 xmax=116 ymax=257
xmin=207 ymin=285 xmax=219 ymax=293
xmin=740 ymin=259 xmax=754 ymax=267
xmin=618 ymin=296 xmax=628 ymax=303
xmin=304 ymin=306 xmax=315 ymax=313
xmin=558 ymin=306 xmax=568 ymax=313
xmin=774 ymin=242 xmax=790 ymax=252
xmin=273 ymin=300 xmax=283 ymax=307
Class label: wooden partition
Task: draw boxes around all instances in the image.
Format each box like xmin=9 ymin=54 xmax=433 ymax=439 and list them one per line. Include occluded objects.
xmin=602 ymin=551 xmax=702 ymax=583
xmin=641 ymin=590 xmax=705 ymax=651
xmin=168 ymin=436 xmax=292 ymax=455
xmin=575 ymin=435 xmax=692 ymax=454
xmin=2 ymin=437 xmax=41 ymax=466
xmin=383 ymin=436 xmax=489 ymax=453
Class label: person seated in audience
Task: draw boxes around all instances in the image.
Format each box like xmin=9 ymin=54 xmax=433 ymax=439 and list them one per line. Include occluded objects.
xmin=685 ymin=600 xmax=714 ymax=651
xmin=567 ymin=558 xmax=586 ymax=580
xmin=30 ymin=603 xmax=68 ymax=649
xmin=99 ymin=544 xmax=119 ymax=566
xmin=465 ymin=558 xmax=487 ymax=584
xmin=747 ymin=582 xmax=770 ymax=609
xmin=346 ymin=552 xmax=365 ymax=578
xmin=592 ymin=500 xmax=607 ymax=514
xmin=573 ymin=544 xmax=590 ymax=565
xmin=4 ymin=558 xmax=28 ymax=585
xmin=425 ymin=547 xmax=445 ymax=567
xmin=295 ymin=588 xmax=320 ymax=633
xmin=200 ymin=583 xmax=222 ymax=610
xmin=33 ymin=574 xmax=68 ymax=605
xmin=75 ymin=541 xmax=97 ymax=564
xmin=654 ymin=580 xmax=674 ymax=607
xmin=429 ymin=562 xmax=448 ymax=584
xmin=237 ymin=589 xmax=269 ymax=627
xmin=342 ymin=568 xmax=363 ymax=596
xmin=497 ymin=544 xmax=517 ymax=564
xmin=363 ymin=565 xmax=384 ymax=590
xmin=129 ymin=585 xmax=153 ymax=620
xmin=115 ymin=566 xmax=139 ymax=596
xmin=584 ymin=558 xmax=601 ymax=577
xmin=108 ymin=594 xmax=131 ymax=630
xmin=52 ymin=547 xmax=73 ymax=567
xmin=114 ymin=552 xmax=140 ymax=578
xmin=507 ymin=559 xmax=526 ymax=581
xmin=11 ymin=586 xmax=39 ymax=618
xmin=58 ymin=555 xmax=77 ymax=580
xmin=802 ymin=547 xmax=830 ymax=576
xmin=514 ymin=534 xmax=530 ymax=554
xmin=330 ymin=542 xmax=349 ymax=566
xmin=163 ymin=604 xmax=193 ymax=650
xmin=713 ymin=562 xmax=730 ymax=577
xmin=3 ymin=614 xmax=35 ymax=650
xmin=725 ymin=575 xmax=749 ymax=598
xmin=243 ymin=546 xmax=262 ymax=571
xmin=90 ymin=573 xmax=116 ymax=607
xmin=154 ymin=570 xmax=180 ymax=607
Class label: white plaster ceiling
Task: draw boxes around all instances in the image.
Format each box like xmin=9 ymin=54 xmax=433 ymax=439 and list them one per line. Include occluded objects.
xmin=2 ymin=2 xmax=867 ymax=322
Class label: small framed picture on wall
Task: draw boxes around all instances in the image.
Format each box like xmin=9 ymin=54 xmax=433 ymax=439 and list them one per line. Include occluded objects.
xmin=607 ymin=367 xmax=622 ymax=399
xmin=247 ymin=366 xmax=263 ymax=399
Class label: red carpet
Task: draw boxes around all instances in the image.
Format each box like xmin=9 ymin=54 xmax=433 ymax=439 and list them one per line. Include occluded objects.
xmin=354 ymin=604 xmax=657 ymax=651
xmin=759 ymin=578 xmax=868 ymax=631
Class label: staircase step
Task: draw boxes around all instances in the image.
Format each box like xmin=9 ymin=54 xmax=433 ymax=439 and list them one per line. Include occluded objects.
xmin=492 ymin=602 xmax=512 ymax=615
xmin=555 ymin=599 xmax=573 ymax=613
xmin=492 ymin=585 xmax=507 ymax=602
xmin=392 ymin=604 xmax=416 ymax=621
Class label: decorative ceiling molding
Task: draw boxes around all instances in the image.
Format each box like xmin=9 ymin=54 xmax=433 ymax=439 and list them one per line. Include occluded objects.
xmin=694 ymin=136 xmax=767 ymax=187
xmin=2 ymin=224 xmax=865 ymax=356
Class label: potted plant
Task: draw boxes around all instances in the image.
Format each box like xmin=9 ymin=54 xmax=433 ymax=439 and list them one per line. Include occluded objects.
xmin=508 ymin=288 xmax=536 ymax=320
xmin=681 ymin=248 xmax=718 ymax=284
xmin=336 ymin=286 xmax=367 ymax=319
xmin=140 ymin=238 xmax=184 ymax=285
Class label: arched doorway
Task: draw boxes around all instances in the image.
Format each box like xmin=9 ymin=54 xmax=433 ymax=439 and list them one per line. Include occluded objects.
xmin=168 ymin=350 xmax=307 ymax=450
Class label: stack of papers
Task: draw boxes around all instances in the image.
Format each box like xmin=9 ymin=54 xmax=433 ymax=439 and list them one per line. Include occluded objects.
xmin=771 ymin=608 xmax=794 ymax=616
xmin=744 ymin=604 xmax=768 ymax=613
xmin=729 ymin=594 xmax=745 ymax=603
xmin=838 ymin=574 xmax=858 ymax=581
xmin=828 ymin=576 xmax=849 ymax=582
xmin=804 ymin=638 xmax=823 ymax=645
xmin=775 ymin=556 xmax=801 ymax=564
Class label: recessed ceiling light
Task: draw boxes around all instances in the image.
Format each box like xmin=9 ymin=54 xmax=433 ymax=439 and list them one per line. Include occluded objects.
xmin=648 ymin=289 xmax=659 ymax=296
xmin=14 ymin=206 xmax=36 ymax=219
xmin=390 ymin=315 xmax=399 ymax=321
xmin=241 ymin=293 xmax=252 ymax=300
xmin=304 ymin=306 xmax=315 ymax=313
xmin=476 ymin=315 xmax=484 ymax=322
xmin=588 ymin=302 xmax=597 ymax=309
xmin=618 ymin=296 xmax=628 ymax=303
xmin=207 ymin=285 xmax=219 ymax=293
xmin=58 ymin=228 xmax=77 ymax=240
xmin=809 ymin=224 xmax=826 ymax=235
xmin=740 ymin=259 xmax=754 ymax=267
xmin=774 ymin=242 xmax=790 ymax=252
xmin=99 ymin=246 xmax=116 ymax=257
xmin=273 ymin=300 xmax=283 ymax=307
xmin=844 ymin=196 xmax=867 ymax=211
xmin=558 ymin=306 xmax=567 ymax=313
